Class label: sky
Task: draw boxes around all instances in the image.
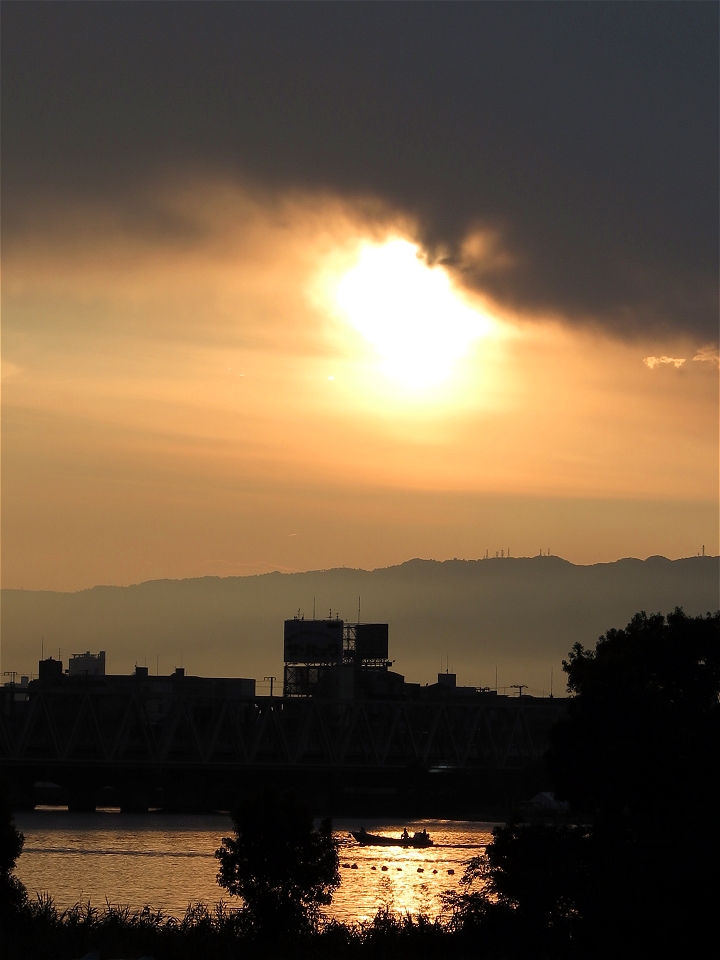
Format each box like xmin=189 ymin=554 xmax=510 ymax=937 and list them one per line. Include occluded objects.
xmin=2 ymin=2 xmax=718 ymax=593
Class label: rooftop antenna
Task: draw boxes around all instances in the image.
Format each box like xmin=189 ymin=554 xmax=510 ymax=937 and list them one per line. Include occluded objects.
xmin=313 ymin=597 xmax=316 ymax=619
xmin=41 ymin=638 xmax=44 ymax=660
xmin=511 ymin=683 xmax=526 ymax=697
xmin=495 ymin=666 xmax=498 ymax=692
xmin=156 ymin=655 xmax=159 ymax=677
xmin=550 ymin=666 xmax=554 ymax=698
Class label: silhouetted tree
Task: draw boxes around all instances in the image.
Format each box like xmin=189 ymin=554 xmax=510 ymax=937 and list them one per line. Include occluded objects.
xmin=546 ymin=608 xmax=720 ymax=955
xmin=447 ymin=821 xmax=594 ymax=957
xmin=451 ymin=609 xmax=719 ymax=958
xmin=215 ymin=791 xmax=339 ymax=939
xmin=548 ymin=608 xmax=720 ymax=826
xmin=0 ymin=788 xmax=26 ymax=928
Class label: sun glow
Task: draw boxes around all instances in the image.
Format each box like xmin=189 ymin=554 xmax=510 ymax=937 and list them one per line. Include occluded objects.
xmin=334 ymin=239 xmax=494 ymax=388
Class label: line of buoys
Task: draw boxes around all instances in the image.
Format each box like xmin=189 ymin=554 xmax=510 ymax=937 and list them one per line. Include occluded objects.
xmin=342 ymin=863 xmax=458 ymax=876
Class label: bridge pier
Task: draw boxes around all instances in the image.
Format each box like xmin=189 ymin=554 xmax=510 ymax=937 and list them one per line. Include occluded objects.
xmin=7 ymin=779 xmax=35 ymax=811
xmin=66 ymin=781 xmax=97 ymax=812
xmin=117 ymin=781 xmax=153 ymax=813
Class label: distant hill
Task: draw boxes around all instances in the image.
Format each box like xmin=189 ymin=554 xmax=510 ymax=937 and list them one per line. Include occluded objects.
xmin=2 ymin=555 xmax=717 ymax=694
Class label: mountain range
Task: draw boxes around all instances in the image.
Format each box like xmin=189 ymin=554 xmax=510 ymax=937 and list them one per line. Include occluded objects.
xmin=2 ymin=555 xmax=717 ymax=695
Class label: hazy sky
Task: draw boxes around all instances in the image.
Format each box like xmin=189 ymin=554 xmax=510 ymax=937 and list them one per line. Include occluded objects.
xmin=2 ymin=3 xmax=718 ymax=592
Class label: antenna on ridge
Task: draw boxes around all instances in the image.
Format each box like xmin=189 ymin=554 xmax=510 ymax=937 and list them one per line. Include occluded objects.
xmin=358 ymin=595 xmax=361 ymax=623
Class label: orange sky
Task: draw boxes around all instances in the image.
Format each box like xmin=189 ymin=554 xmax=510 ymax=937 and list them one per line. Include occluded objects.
xmin=2 ymin=181 xmax=718 ymax=591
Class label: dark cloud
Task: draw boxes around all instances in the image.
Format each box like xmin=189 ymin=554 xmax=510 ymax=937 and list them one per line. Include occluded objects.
xmin=3 ymin=2 xmax=717 ymax=338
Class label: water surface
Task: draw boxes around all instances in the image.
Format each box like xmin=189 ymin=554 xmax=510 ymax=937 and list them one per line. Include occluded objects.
xmin=15 ymin=809 xmax=497 ymax=923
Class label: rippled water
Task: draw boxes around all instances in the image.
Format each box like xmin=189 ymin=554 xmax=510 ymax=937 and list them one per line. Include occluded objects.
xmin=15 ymin=809 xmax=497 ymax=923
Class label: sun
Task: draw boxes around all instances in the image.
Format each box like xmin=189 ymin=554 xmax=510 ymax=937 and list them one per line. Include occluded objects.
xmin=333 ymin=239 xmax=493 ymax=389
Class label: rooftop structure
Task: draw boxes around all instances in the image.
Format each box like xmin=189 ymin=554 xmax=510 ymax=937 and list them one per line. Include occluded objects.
xmin=283 ymin=617 xmax=403 ymax=699
xmin=69 ymin=650 xmax=106 ymax=677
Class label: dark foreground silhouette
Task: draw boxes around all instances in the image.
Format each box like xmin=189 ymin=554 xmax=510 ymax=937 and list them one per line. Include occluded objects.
xmin=2 ymin=607 xmax=717 ymax=959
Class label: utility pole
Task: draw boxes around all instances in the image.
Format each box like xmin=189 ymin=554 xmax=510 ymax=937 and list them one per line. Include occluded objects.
xmin=264 ymin=676 xmax=276 ymax=697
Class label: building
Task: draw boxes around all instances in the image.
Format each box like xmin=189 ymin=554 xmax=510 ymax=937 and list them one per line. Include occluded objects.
xmin=34 ymin=658 xmax=255 ymax=698
xmin=68 ymin=650 xmax=106 ymax=677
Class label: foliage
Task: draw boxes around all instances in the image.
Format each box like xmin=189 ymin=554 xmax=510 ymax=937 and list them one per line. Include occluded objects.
xmin=548 ymin=607 xmax=720 ymax=823
xmin=546 ymin=609 xmax=720 ymax=950
xmin=215 ymin=790 xmax=340 ymax=938
xmin=445 ymin=823 xmax=594 ymax=957
xmin=1 ymin=895 xmax=248 ymax=960
xmin=495 ymin=607 xmax=720 ymax=957
xmin=0 ymin=895 xmax=464 ymax=960
xmin=0 ymin=796 xmax=24 ymax=875
xmin=443 ymin=608 xmax=720 ymax=958
xmin=0 ymin=789 xmax=27 ymax=926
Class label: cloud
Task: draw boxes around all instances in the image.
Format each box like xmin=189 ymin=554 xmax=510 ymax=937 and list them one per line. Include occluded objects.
xmin=644 ymin=345 xmax=720 ymax=370
xmin=644 ymin=356 xmax=686 ymax=369
xmin=3 ymin=3 xmax=717 ymax=340
xmin=693 ymin=345 xmax=720 ymax=367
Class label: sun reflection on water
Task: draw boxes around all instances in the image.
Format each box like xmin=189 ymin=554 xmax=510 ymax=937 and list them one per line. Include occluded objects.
xmin=328 ymin=819 xmax=495 ymax=924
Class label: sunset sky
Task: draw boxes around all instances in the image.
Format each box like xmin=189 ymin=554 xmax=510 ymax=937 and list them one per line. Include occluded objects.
xmin=2 ymin=3 xmax=718 ymax=593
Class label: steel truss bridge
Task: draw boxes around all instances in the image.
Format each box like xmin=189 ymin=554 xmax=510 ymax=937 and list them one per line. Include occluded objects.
xmin=0 ymin=688 xmax=565 ymax=812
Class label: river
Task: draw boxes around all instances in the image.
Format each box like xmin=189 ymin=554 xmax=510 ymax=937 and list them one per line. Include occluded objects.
xmin=14 ymin=809 xmax=498 ymax=924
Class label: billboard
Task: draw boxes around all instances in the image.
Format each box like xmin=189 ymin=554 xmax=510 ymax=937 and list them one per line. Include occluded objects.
xmin=355 ymin=623 xmax=389 ymax=661
xmin=283 ymin=619 xmax=343 ymax=664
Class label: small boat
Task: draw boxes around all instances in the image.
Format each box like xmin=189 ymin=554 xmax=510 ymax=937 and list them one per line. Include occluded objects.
xmin=350 ymin=827 xmax=433 ymax=848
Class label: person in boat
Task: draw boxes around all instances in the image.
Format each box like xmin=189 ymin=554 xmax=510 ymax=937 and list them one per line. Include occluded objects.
xmin=401 ymin=828 xmax=409 ymax=841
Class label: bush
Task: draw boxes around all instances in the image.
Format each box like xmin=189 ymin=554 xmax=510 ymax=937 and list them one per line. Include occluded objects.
xmin=215 ymin=790 xmax=340 ymax=939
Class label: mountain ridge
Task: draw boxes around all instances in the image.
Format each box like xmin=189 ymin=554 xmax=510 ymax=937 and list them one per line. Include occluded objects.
xmin=2 ymin=555 xmax=717 ymax=694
